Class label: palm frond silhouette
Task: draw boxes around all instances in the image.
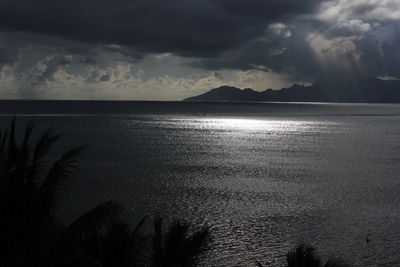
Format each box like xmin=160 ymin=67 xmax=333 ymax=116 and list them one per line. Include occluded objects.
xmin=152 ymin=218 xmax=210 ymax=267
xmin=287 ymin=244 xmax=321 ymax=267
xmin=54 ymin=202 xmax=147 ymax=267
xmin=257 ymin=244 xmax=352 ymax=267
xmin=0 ymin=119 xmax=83 ymax=266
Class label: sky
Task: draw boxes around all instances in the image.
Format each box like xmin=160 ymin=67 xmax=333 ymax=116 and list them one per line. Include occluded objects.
xmin=0 ymin=0 xmax=399 ymax=100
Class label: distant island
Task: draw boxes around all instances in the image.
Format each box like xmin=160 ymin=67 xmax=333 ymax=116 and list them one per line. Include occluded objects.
xmin=183 ymin=77 xmax=400 ymax=103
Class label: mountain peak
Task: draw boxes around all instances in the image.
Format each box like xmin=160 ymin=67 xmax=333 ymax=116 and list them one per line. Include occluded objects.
xmin=183 ymin=86 xmax=258 ymax=102
xmin=210 ymin=86 xmax=241 ymax=92
xmin=183 ymin=78 xmax=400 ymax=103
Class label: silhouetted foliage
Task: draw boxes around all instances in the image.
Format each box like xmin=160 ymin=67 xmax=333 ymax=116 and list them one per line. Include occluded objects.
xmin=48 ymin=201 xmax=143 ymax=267
xmin=324 ymin=258 xmax=352 ymax=267
xmin=287 ymin=244 xmax=321 ymax=267
xmin=257 ymin=244 xmax=352 ymax=267
xmin=152 ymin=218 xmax=210 ymax=267
xmin=0 ymin=119 xmax=83 ymax=266
xmin=66 ymin=211 xmax=148 ymax=267
xmin=284 ymin=244 xmax=351 ymax=267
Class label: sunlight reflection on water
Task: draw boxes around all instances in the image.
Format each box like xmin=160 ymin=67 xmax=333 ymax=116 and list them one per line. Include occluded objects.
xmin=199 ymin=118 xmax=289 ymax=131
xmin=164 ymin=117 xmax=329 ymax=134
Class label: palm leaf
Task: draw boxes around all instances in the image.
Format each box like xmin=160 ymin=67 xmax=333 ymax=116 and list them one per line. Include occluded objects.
xmin=152 ymin=219 xmax=210 ymax=267
xmin=152 ymin=217 xmax=164 ymax=266
xmin=287 ymin=244 xmax=321 ymax=267
xmin=130 ymin=216 xmax=147 ymax=241
xmin=38 ymin=147 xmax=84 ymax=215
xmin=29 ymin=129 xmax=62 ymax=181
xmin=0 ymin=129 xmax=9 ymax=152
xmin=6 ymin=118 xmax=18 ymax=169
xmin=66 ymin=201 xmax=124 ymax=239
xmin=324 ymin=257 xmax=352 ymax=267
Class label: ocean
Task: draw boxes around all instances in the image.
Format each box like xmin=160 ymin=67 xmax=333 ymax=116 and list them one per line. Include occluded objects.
xmin=1 ymin=101 xmax=400 ymax=266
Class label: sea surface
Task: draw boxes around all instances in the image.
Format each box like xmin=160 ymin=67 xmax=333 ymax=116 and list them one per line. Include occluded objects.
xmin=1 ymin=101 xmax=400 ymax=266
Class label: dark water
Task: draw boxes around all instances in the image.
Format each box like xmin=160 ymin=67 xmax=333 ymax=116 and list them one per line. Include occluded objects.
xmin=2 ymin=101 xmax=400 ymax=266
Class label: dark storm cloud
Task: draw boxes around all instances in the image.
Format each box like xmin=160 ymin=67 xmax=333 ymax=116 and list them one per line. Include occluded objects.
xmin=190 ymin=22 xmax=320 ymax=80
xmin=101 ymin=46 xmax=144 ymax=62
xmin=0 ymin=47 xmax=18 ymax=64
xmin=0 ymin=0 xmax=323 ymax=57
xmin=356 ymin=23 xmax=400 ymax=78
xmin=79 ymin=56 xmax=97 ymax=65
xmin=212 ymin=0 xmax=321 ymax=19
